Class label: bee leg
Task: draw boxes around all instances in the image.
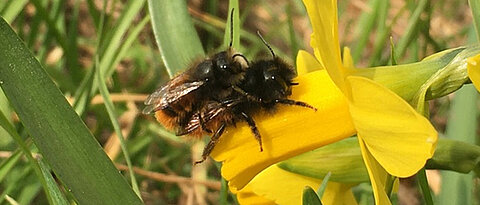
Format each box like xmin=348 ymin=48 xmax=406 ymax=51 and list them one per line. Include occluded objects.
xmin=240 ymin=112 xmax=263 ymax=152
xmin=275 ymin=99 xmax=317 ymax=111
xmin=231 ymin=86 xmax=262 ymax=102
xmin=232 ymin=53 xmax=250 ymax=67
xmin=194 ymin=122 xmax=226 ymax=165
xmin=198 ymin=114 xmax=212 ymax=133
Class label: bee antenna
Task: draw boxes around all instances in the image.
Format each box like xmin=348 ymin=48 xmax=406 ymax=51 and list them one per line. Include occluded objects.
xmin=229 ymin=8 xmax=234 ymax=48
xmin=256 ymin=31 xmax=275 ymax=58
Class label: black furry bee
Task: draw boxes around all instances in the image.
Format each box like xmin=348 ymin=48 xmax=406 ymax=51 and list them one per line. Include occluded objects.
xmin=144 ymin=9 xmax=316 ymax=164
xmin=143 ymin=9 xmax=249 ymax=136
xmin=181 ymin=32 xmax=317 ymax=164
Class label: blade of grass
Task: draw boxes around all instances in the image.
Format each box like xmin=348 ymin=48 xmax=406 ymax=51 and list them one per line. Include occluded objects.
xmin=37 ymin=159 xmax=69 ymax=205
xmin=0 ymin=166 xmax=32 ymax=204
xmin=368 ymin=4 xmax=405 ymax=67
xmin=395 ymin=0 xmax=428 ymax=58
xmin=0 ymin=0 xmax=28 ymax=23
xmin=219 ymin=177 xmax=228 ymax=205
xmin=287 ymin=1 xmax=299 ymax=65
xmin=316 ymin=172 xmax=331 ymax=198
xmin=0 ymin=149 xmax=22 ymax=182
xmin=224 ymin=0 xmax=239 ymax=49
xmin=437 ymin=85 xmax=477 ymax=205
xmin=17 ymin=175 xmax=42 ymax=205
xmin=86 ymin=0 xmax=101 ymax=29
xmin=108 ymin=16 xmax=150 ymax=78
xmin=29 ymin=0 xmax=67 ymax=49
xmin=191 ymin=12 xmax=289 ymax=59
xmin=65 ymin=0 xmax=82 ymax=86
xmin=470 ymin=0 xmax=480 ymax=40
xmin=0 ymin=17 xmax=142 ymax=205
xmin=0 ymin=90 xmax=12 ymax=146
xmin=99 ymin=0 xmax=146 ymax=76
xmin=73 ymin=0 xmax=146 ymax=115
xmin=205 ymin=0 xmax=219 ymax=50
xmin=95 ymin=58 xmax=142 ymax=199
xmin=148 ymin=0 xmax=204 ymax=76
xmin=302 ymin=186 xmax=322 ymax=205
xmin=0 ymin=110 xmax=69 ymax=205
xmin=351 ymin=0 xmax=381 ymax=63
xmin=417 ymin=168 xmax=433 ymax=205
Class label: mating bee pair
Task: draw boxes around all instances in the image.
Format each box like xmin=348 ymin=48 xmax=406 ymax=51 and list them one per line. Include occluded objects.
xmin=143 ymin=9 xmax=316 ymax=164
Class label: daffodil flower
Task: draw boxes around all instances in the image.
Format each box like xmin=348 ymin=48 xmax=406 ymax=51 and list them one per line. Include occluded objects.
xmin=467 ymin=54 xmax=480 ymax=90
xmin=208 ymin=0 xmax=480 ymax=204
xmin=210 ymin=67 xmax=356 ymax=191
xmin=236 ymin=165 xmax=357 ymax=205
xmin=303 ymin=0 xmax=436 ymax=203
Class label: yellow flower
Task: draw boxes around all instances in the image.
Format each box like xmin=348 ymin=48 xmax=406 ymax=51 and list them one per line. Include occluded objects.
xmin=210 ymin=1 xmax=439 ymax=204
xmin=211 ymin=67 xmax=356 ymax=190
xmin=236 ymin=165 xmax=357 ymax=205
xmin=467 ymin=54 xmax=480 ymax=90
xmin=303 ymin=0 xmax=436 ymax=203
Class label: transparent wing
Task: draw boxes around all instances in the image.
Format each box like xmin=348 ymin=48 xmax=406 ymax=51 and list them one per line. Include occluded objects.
xmin=181 ymin=99 xmax=243 ymax=134
xmin=142 ymin=81 xmax=205 ymax=114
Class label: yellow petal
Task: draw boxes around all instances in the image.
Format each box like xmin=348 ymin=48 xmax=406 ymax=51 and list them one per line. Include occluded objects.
xmin=347 ymin=76 xmax=437 ymax=177
xmin=358 ymin=139 xmax=391 ymax=205
xmin=342 ymin=47 xmax=355 ymax=70
xmin=303 ymin=0 xmax=346 ymax=90
xmin=467 ymin=54 xmax=480 ymax=91
xmin=240 ymin=165 xmax=357 ymax=205
xmin=244 ymin=165 xmax=323 ymax=205
xmin=322 ymin=182 xmax=358 ymax=205
xmin=296 ymin=50 xmax=324 ymax=75
xmin=235 ymin=185 xmax=276 ymax=205
xmin=211 ymin=70 xmax=355 ymax=190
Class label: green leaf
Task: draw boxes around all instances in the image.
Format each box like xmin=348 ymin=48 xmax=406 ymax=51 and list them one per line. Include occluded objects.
xmin=0 ymin=0 xmax=28 ymax=23
xmin=286 ymin=1 xmax=299 ymax=64
xmin=279 ymin=137 xmax=369 ymax=183
xmin=0 ymin=149 xmax=22 ymax=182
xmin=436 ymin=85 xmax=478 ymax=205
xmin=0 ymin=17 xmax=142 ymax=205
xmin=0 ymin=110 xmax=67 ymax=205
xmin=417 ymin=168 xmax=433 ymax=205
xmin=351 ymin=0 xmax=381 ymax=63
xmin=316 ymin=172 xmax=331 ymax=199
xmin=38 ymin=159 xmax=69 ymax=205
xmin=469 ymin=0 xmax=480 ymax=41
xmin=224 ymin=0 xmax=239 ymax=49
xmin=148 ymin=0 xmax=204 ymax=76
xmin=302 ymin=186 xmax=322 ymax=205
xmin=95 ymin=59 xmax=141 ymax=198
xmin=390 ymin=37 xmax=398 ymax=65
xmin=73 ymin=0 xmax=147 ymax=116
xmin=395 ymin=0 xmax=428 ymax=57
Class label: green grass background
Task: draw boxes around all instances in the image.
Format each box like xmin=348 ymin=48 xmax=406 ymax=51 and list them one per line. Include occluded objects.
xmin=0 ymin=0 xmax=479 ymax=204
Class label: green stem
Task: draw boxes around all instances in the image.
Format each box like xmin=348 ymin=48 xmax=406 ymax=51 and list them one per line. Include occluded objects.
xmin=384 ymin=174 xmax=396 ymax=199
xmin=417 ymin=168 xmax=434 ymax=205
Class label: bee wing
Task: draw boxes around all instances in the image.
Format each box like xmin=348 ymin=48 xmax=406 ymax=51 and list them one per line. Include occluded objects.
xmin=143 ymin=81 xmax=205 ymax=114
xmin=181 ymin=101 xmax=229 ymax=134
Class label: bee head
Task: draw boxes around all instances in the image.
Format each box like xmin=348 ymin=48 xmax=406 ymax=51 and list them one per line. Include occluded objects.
xmin=241 ymin=57 xmax=296 ymax=103
xmin=211 ymin=50 xmax=247 ymax=86
xmin=262 ymin=58 xmax=296 ymax=99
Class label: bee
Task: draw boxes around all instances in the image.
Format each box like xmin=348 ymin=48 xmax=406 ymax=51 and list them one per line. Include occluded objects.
xmin=143 ymin=9 xmax=249 ymax=136
xmin=182 ymin=31 xmax=317 ymax=164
